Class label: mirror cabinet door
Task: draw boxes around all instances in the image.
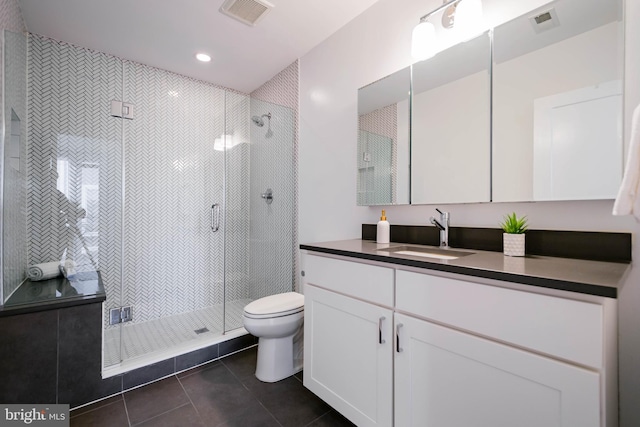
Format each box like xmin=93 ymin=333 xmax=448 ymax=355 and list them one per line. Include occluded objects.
xmin=410 ymin=31 xmax=491 ymax=205
xmin=492 ymin=0 xmax=624 ymax=202
xmin=357 ymin=67 xmax=411 ymax=206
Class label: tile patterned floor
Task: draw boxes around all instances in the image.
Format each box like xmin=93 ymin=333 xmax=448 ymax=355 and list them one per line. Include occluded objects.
xmin=70 ymin=347 xmax=355 ymax=427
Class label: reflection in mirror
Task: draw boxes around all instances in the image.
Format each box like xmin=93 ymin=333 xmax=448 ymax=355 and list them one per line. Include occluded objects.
xmin=357 ymin=67 xmax=410 ymax=206
xmin=492 ymin=0 xmax=623 ymax=202
xmin=411 ymin=31 xmax=491 ymax=205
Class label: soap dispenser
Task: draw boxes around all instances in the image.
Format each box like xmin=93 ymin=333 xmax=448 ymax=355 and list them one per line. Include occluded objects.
xmin=377 ymin=210 xmax=390 ymax=244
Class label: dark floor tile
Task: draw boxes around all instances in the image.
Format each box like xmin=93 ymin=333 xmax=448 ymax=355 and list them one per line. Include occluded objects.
xmin=241 ymin=375 xmax=332 ymax=427
xmin=216 ymin=401 xmax=280 ymax=427
xmin=179 ymin=362 xmax=262 ymax=426
xmin=294 ymin=370 xmax=303 ymax=383
xmin=123 ymin=358 xmax=175 ymax=390
xmin=70 ymin=394 xmax=123 ymax=418
xmin=136 ymin=403 xmax=204 ymax=427
xmin=219 ymin=333 xmax=257 ymax=358
xmin=70 ymin=399 xmax=129 ymax=427
xmin=124 ymin=376 xmax=190 ymax=425
xmin=177 ymin=360 xmax=222 ymax=379
xmin=221 ymin=346 xmax=257 ymax=380
xmin=176 ymin=344 xmax=219 ymax=373
xmin=305 ymin=409 xmax=356 ymax=427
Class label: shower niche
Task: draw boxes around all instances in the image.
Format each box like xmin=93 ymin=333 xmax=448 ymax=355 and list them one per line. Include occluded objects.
xmin=2 ymin=32 xmax=296 ymax=374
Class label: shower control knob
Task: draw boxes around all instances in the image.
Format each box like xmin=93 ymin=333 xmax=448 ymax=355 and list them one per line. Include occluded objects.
xmin=261 ymin=188 xmax=273 ymax=204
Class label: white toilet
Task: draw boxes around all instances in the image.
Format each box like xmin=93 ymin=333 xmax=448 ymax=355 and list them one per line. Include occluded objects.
xmin=242 ymin=292 xmax=305 ymax=383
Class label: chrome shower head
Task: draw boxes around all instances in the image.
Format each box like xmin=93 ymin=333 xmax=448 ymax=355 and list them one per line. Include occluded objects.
xmin=251 ymin=112 xmax=271 ymax=127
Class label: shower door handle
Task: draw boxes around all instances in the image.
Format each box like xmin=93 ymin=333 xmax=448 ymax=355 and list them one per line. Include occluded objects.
xmin=211 ymin=203 xmax=220 ymax=232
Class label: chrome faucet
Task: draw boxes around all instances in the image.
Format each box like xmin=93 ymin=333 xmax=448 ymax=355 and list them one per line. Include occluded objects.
xmin=430 ymin=208 xmax=450 ymax=248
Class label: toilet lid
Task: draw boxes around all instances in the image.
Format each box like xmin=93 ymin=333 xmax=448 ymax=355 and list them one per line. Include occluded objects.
xmin=243 ymin=292 xmax=304 ymax=317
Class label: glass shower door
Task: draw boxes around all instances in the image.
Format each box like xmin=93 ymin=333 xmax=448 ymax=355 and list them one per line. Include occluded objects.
xmin=118 ymin=61 xmax=230 ymax=364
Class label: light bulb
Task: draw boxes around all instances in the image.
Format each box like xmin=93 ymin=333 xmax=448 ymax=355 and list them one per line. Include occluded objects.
xmin=454 ymin=0 xmax=484 ymax=41
xmin=411 ymin=21 xmax=437 ymax=61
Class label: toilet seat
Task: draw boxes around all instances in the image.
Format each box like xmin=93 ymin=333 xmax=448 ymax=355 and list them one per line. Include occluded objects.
xmin=243 ymin=292 xmax=304 ymax=319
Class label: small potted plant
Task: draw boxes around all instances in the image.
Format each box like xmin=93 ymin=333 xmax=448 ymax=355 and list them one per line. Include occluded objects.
xmin=500 ymin=212 xmax=528 ymax=257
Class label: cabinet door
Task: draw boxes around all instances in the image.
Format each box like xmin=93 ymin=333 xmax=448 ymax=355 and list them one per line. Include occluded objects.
xmin=304 ymin=285 xmax=393 ymax=427
xmin=394 ymin=313 xmax=601 ymax=427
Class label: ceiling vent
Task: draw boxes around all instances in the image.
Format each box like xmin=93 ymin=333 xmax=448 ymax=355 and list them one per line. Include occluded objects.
xmin=219 ymin=0 xmax=274 ymax=27
xmin=529 ymin=7 xmax=560 ymax=34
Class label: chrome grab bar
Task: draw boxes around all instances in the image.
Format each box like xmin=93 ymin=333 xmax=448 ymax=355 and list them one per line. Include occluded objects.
xmin=211 ymin=203 xmax=220 ymax=232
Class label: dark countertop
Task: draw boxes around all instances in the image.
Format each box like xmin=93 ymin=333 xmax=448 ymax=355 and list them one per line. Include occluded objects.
xmin=300 ymin=239 xmax=630 ymax=298
xmin=0 ymin=271 xmax=106 ymax=317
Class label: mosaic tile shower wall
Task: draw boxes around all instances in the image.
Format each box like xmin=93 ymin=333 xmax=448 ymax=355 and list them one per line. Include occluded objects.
xmin=248 ymin=99 xmax=295 ymax=300
xmin=2 ymin=30 xmax=26 ymax=302
xmin=250 ymin=60 xmax=299 ymax=293
xmin=27 ymin=35 xmax=124 ymax=305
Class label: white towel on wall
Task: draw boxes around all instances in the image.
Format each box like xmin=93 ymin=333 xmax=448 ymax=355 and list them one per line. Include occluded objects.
xmin=26 ymin=261 xmax=61 ymax=281
xmin=613 ymin=103 xmax=640 ymax=220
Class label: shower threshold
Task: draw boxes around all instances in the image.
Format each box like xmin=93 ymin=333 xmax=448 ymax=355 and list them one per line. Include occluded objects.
xmin=102 ymin=299 xmax=252 ymax=378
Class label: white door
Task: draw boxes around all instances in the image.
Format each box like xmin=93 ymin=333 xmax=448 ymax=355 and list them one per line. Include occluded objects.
xmin=534 ymin=80 xmax=623 ymax=200
xmin=394 ymin=313 xmax=601 ymax=427
xmin=304 ymin=285 xmax=393 ymax=427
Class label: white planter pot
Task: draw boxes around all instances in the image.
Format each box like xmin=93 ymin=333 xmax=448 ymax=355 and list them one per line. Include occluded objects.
xmin=503 ymin=233 xmax=525 ymax=257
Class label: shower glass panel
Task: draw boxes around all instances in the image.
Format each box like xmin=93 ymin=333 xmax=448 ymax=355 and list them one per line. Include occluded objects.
xmin=235 ymin=98 xmax=296 ymax=332
xmin=2 ymin=30 xmax=27 ymax=304
xmin=223 ymin=91 xmax=252 ymax=332
xmin=116 ymin=61 xmax=233 ymax=365
xmin=23 ymin=34 xmax=124 ymax=364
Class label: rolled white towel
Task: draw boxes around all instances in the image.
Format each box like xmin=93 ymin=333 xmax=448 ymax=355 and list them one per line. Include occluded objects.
xmin=27 ymin=261 xmax=62 ymax=281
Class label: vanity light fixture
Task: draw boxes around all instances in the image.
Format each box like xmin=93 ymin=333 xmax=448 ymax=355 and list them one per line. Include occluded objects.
xmin=196 ymin=53 xmax=211 ymax=62
xmin=411 ymin=0 xmax=484 ymax=61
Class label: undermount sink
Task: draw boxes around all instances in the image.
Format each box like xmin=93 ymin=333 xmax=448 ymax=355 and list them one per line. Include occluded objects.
xmin=377 ymin=245 xmax=474 ymax=260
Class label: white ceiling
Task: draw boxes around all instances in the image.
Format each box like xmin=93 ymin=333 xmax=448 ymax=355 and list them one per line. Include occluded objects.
xmin=17 ymin=0 xmax=381 ymax=94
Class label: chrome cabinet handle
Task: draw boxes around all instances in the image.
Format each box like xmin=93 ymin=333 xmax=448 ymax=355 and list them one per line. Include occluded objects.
xmin=211 ymin=203 xmax=220 ymax=232
xmin=378 ymin=316 xmax=386 ymax=344
xmin=396 ymin=323 xmax=403 ymax=353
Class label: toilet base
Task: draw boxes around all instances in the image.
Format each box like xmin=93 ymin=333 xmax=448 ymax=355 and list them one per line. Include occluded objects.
xmin=255 ymin=335 xmax=301 ymax=382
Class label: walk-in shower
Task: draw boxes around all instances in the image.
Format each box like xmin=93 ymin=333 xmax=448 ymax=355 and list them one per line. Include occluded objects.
xmin=1 ymin=32 xmax=296 ymax=374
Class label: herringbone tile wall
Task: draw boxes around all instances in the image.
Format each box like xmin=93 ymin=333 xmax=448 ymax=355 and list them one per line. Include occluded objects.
xmin=27 ymin=34 xmax=124 ymax=304
xmin=250 ymin=60 xmax=299 ymax=293
xmin=248 ymin=99 xmax=295 ymax=301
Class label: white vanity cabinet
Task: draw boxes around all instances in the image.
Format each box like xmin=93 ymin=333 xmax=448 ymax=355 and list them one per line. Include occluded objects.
xmin=394 ymin=313 xmax=600 ymax=427
xmin=302 ymin=252 xmax=617 ymax=427
xmin=303 ymin=254 xmax=394 ymax=427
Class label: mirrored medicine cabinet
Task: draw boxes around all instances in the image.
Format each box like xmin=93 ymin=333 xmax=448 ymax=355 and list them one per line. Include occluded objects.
xmin=356 ymin=0 xmax=623 ymax=206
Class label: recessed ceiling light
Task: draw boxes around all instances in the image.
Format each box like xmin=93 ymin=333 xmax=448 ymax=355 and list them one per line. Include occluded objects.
xmin=196 ymin=53 xmax=211 ymax=62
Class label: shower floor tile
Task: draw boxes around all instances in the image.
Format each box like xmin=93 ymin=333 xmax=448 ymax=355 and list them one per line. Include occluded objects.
xmin=104 ymin=299 xmax=252 ymax=366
